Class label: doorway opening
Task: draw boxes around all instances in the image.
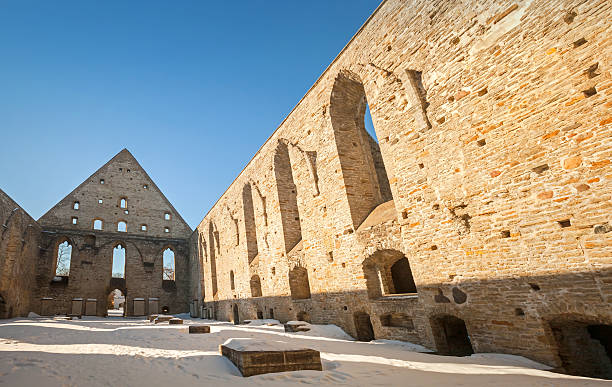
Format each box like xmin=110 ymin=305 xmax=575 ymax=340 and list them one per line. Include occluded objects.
xmin=431 ymin=315 xmax=474 ymax=356
xmin=354 ymin=311 xmax=375 ymax=341
xmin=106 ymin=289 xmax=125 ymax=317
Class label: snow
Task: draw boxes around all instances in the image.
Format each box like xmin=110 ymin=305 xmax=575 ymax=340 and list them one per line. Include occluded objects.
xmin=0 ymin=316 xmax=604 ymax=386
xmin=222 ymin=338 xmax=309 ymax=352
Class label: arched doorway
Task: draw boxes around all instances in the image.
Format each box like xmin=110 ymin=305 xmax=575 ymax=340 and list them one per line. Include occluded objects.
xmin=107 ymin=289 xmax=125 ymax=317
xmin=430 ymin=315 xmax=473 ymax=356
xmin=354 ymin=311 xmax=374 ymax=341
xmin=232 ymin=304 xmax=240 ymax=325
xmin=549 ymin=317 xmax=612 ymax=379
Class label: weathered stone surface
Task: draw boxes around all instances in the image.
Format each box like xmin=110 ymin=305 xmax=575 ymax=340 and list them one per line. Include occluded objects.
xmin=185 ymin=0 xmax=612 ymax=373
xmin=154 ymin=315 xmax=173 ymax=324
xmin=169 ymin=318 xmax=183 ymax=324
xmin=220 ymin=339 xmax=322 ymax=377
xmin=284 ymin=322 xmax=310 ymax=333
xmin=188 ymin=325 xmax=210 ymax=334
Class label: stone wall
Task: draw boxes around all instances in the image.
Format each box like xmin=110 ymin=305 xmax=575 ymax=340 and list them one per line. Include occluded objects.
xmin=35 ymin=149 xmax=192 ymax=316
xmin=0 ymin=189 xmax=41 ymax=318
xmin=189 ymin=0 xmax=612 ymax=372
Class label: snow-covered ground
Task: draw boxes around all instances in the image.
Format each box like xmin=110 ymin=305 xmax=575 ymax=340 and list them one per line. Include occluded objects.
xmin=0 ymin=315 xmax=606 ymax=386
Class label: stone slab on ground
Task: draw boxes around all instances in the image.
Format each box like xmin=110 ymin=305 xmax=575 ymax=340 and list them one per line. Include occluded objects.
xmin=154 ymin=315 xmax=173 ymax=324
xmin=189 ymin=325 xmax=210 ymax=333
xmin=169 ymin=318 xmax=183 ymax=325
xmin=219 ymin=338 xmax=322 ymax=377
xmin=284 ymin=321 xmax=310 ymax=333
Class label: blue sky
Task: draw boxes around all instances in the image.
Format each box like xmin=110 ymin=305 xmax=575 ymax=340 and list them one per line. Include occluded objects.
xmin=0 ymin=0 xmax=380 ymax=229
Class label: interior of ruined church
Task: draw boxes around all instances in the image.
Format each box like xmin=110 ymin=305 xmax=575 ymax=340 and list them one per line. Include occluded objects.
xmin=0 ymin=0 xmax=610 ymax=384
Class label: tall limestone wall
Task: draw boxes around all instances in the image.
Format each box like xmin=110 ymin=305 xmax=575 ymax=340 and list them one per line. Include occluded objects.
xmin=0 ymin=189 xmax=41 ymax=318
xmin=189 ymin=0 xmax=611 ymax=369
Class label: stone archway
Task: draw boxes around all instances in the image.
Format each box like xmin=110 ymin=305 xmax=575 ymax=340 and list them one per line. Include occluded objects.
xmin=430 ymin=314 xmax=473 ymax=356
xmin=549 ymin=316 xmax=612 ymax=379
xmin=232 ymin=304 xmax=240 ymax=325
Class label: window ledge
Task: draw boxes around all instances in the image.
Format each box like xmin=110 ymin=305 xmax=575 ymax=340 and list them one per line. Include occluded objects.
xmin=378 ymin=293 xmax=418 ymax=300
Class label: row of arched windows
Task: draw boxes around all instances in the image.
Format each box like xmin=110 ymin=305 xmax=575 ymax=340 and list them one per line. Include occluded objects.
xmin=91 ymin=219 xmax=169 ymax=233
xmin=54 ymin=240 xmax=176 ymax=281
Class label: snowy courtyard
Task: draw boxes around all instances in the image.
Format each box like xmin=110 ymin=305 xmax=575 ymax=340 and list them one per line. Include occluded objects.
xmin=0 ymin=315 xmax=606 ymax=386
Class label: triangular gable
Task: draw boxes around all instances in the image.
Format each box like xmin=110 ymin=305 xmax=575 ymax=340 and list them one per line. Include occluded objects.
xmin=38 ymin=149 xmax=191 ymax=238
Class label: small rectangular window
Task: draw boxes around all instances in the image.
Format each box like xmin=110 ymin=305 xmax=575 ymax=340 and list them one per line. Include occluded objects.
xmin=164 ymin=227 xmax=170 ymax=233
xmin=98 ymin=199 xmax=103 ymax=204
xmin=72 ymin=217 xmax=78 ymax=225
xmin=141 ymin=224 xmax=147 ymax=231
xmin=100 ymin=179 xmax=105 ymax=184
xmin=164 ymin=212 xmax=171 ymax=221
xmin=143 ymin=184 xmax=148 ymax=189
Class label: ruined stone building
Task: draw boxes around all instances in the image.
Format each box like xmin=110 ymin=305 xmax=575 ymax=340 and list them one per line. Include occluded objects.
xmin=0 ymin=0 xmax=611 ymax=380
xmin=1 ymin=150 xmax=191 ymax=318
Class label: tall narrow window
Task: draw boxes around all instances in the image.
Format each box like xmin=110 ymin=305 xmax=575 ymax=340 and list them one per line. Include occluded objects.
xmin=93 ymin=219 xmax=103 ymax=230
xmin=164 ymin=212 xmax=171 ymax=220
xmin=112 ymin=244 xmax=126 ymax=278
xmin=55 ymin=240 xmax=72 ymax=277
xmin=163 ymin=248 xmax=175 ymax=281
xmin=274 ymin=142 xmax=302 ymax=253
xmin=73 ymin=201 xmax=79 ymax=210
xmin=72 ymin=217 xmax=78 ymax=225
xmin=330 ymin=71 xmax=393 ymax=228
xmin=120 ymin=198 xmax=127 ymax=209
xmin=117 ymin=221 xmax=127 ymax=232
xmin=230 ymin=270 xmax=235 ymax=290
xmin=242 ymin=184 xmax=258 ymax=263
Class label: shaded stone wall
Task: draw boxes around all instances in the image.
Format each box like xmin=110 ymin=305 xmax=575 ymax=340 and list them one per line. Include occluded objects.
xmin=35 ymin=149 xmax=192 ymax=316
xmin=0 ymin=189 xmax=41 ymax=318
xmin=189 ymin=0 xmax=612 ymax=370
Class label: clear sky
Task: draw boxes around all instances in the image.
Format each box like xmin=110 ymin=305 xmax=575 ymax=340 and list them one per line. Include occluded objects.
xmin=0 ymin=0 xmax=380 ymax=229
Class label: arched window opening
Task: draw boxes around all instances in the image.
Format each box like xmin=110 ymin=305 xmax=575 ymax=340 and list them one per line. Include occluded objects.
xmin=120 ymin=198 xmax=127 ymax=209
xmin=164 ymin=227 xmax=170 ymax=233
xmin=117 ymin=221 xmax=127 ymax=232
xmin=73 ymin=201 xmax=79 ymax=210
xmin=93 ymin=219 xmax=103 ymax=230
xmin=250 ymin=275 xmax=262 ymax=297
xmin=107 ymin=289 xmax=125 ymax=317
xmin=208 ymin=223 xmax=218 ymax=296
xmin=112 ymin=244 xmax=126 ymax=278
xmin=390 ymin=258 xmax=417 ymax=294
xmin=55 ymin=240 xmax=72 ymax=277
xmin=242 ymin=184 xmax=259 ymax=263
xmin=163 ymin=248 xmax=175 ymax=281
xmin=289 ymin=266 xmax=311 ymax=300
xmin=230 ymin=270 xmax=235 ymax=290
xmin=274 ymin=142 xmax=302 ymax=253
xmin=362 ymin=249 xmax=417 ymax=299
xmin=330 ymin=71 xmax=393 ymax=228
xmin=164 ymin=212 xmax=171 ymax=220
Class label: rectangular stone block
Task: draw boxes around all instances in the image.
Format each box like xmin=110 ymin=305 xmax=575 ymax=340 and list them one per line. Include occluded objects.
xmin=85 ymin=299 xmax=97 ymax=316
xmin=154 ymin=315 xmax=173 ymax=324
xmin=188 ymin=325 xmax=210 ymax=333
xmin=169 ymin=318 xmax=183 ymax=324
xmin=148 ymin=298 xmax=159 ymax=315
xmin=71 ymin=298 xmax=83 ymax=316
xmin=133 ymin=298 xmax=145 ymax=316
xmin=220 ymin=339 xmax=322 ymax=377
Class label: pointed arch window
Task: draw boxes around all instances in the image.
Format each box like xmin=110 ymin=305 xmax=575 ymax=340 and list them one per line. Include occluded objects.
xmin=55 ymin=240 xmax=72 ymax=277
xmin=163 ymin=248 xmax=175 ymax=281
